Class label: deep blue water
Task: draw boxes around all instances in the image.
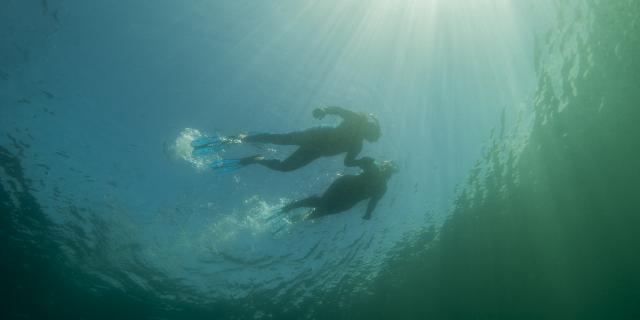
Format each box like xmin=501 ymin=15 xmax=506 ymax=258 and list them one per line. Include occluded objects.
xmin=2 ymin=0 xmax=639 ymax=319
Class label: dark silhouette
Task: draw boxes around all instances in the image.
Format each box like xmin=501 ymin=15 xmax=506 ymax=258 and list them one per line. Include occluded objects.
xmin=281 ymin=157 xmax=397 ymax=220
xmin=237 ymin=106 xmax=381 ymax=172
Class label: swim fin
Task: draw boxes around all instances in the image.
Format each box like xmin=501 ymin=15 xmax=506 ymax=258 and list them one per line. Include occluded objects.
xmin=191 ymin=136 xmax=224 ymax=156
xmin=191 ymin=135 xmax=244 ymax=157
xmin=210 ymin=158 xmax=245 ymax=174
xmin=192 ymin=145 xmax=222 ymax=157
xmin=191 ymin=136 xmax=222 ymax=148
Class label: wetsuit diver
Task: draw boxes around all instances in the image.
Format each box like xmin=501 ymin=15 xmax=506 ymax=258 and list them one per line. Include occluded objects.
xmin=280 ymin=157 xmax=397 ymax=220
xmin=193 ymin=106 xmax=381 ymax=173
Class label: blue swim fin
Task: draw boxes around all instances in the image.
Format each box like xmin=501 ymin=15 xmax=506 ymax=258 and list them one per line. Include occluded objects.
xmin=191 ymin=136 xmax=224 ymax=157
xmin=191 ymin=135 xmax=245 ymax=157
xmin=191 ymin=136 xmax=222 ymax=148
xmin=210 ymin=158 xmax=245 ymax=174
xmin=192 ymin=145 xmax=221 ymax=157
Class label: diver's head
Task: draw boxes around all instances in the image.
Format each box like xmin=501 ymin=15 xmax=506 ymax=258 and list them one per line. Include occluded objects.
xmin=380 ymin=160 xmax=399 ymax=178
xmin=363 ymin=113 xmax=381 ymax=142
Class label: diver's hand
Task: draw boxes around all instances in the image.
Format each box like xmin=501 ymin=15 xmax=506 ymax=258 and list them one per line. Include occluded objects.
xmin=362 ymin=213 xmax=371 ymax=220
xmin=312 ymin=107 xmax=326 ymax=119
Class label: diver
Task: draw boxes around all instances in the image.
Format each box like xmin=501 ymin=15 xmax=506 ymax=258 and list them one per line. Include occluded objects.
xmin=191 ymin=106 xmax=381 ymax=173
xmin=280 ymin=157 xmax=397 ymax=220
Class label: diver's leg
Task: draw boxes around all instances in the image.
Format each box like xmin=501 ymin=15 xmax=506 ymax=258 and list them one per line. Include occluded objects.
xmin=245 ymin=127 xmax=327 ymax=146
xmin=250 ymin=147 xmax=319 ymax=172
xmin=244 ymin=133 xmax=299 ymax=145
xmin=281 ymin=196 xmax=322 ymax=213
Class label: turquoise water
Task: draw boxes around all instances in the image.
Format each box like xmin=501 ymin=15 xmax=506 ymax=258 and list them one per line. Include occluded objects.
xmin=1 ymin=0 xmax=639 ymax=319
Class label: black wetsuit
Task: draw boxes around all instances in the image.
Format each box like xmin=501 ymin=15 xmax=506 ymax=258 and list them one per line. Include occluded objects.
xmin=281 ymin=157 xmax=390 ymax=220
xmin=241 ymin=107 xmax=373 ymax=172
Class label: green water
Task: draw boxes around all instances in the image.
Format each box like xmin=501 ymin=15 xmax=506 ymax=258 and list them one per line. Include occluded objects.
xmin=316 ymin=1 xmax=640 ymax=319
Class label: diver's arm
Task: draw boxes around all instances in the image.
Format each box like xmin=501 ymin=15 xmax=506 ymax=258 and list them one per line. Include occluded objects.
xmin=346 ymin=155 xmax=376 ymax=172
xmin=343 ymin=143 xmax=363 ymax=167
xmin=363 ymin=185 xmax=387 ymax=220
xmin=363 ymin=198 xmax=378 ymax=220
xmin=362 ymin=194 xmax=382 ymax=220
xmin=313 ymin=106 xmax=359 ymax=121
